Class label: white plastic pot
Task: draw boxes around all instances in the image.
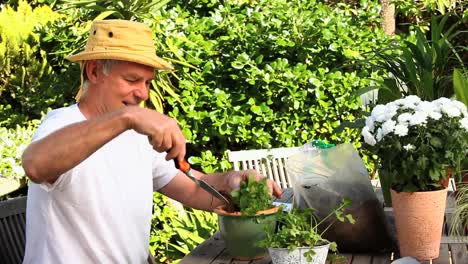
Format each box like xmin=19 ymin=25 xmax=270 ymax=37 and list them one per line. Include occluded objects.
xmin=268 ymin=244 xmax=330 ymax=264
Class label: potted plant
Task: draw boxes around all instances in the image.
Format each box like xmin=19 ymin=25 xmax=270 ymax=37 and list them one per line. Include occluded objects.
xmin=361 ymin=95 xmax=468 ymax=260
xmin=449 ymin=183 xmax=468 ymax=237
xmin=257 ymin=199 xmax=354 ymax=264
xmin=214 ymin=174 xmax=280 ymax=260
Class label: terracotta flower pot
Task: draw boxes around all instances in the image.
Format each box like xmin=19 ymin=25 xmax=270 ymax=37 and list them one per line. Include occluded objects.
xmin=214 ymin=206 xmax=279 ymax=260
xmin=390 ymin=188 xmax=447 ymax=260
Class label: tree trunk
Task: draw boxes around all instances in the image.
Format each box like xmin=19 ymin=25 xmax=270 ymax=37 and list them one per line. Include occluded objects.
xmin=381 ymin=0 xmax=395 ymax=36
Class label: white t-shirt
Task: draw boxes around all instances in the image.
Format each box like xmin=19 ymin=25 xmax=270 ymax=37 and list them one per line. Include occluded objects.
xmin=23 ymin=104 xmax=179 ymax=264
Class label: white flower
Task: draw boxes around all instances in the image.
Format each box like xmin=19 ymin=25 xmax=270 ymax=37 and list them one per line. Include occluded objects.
xmin=441 ymin=104 xmax=462 ymax=118
xmin=451 ymin=100 xmax=467 ymax=114
xmin=400 ymin=95 xmax=421 ymax=109
xmin=433 ymin=97 xmax=451 ymax=106
xmin=394 ymin=124 xmax=409 ymax=137
xmin=416 ymin=101 xmax=439 ymax=114
xmin=371 ymin=104 xmax=387 ymax=122
xmin=460 ymin=117 xmax=468 ymax=131
xmin=365 ymin=116 xmax=375 ymax=132
xmin=428 ymin=111 xmax=442 ymax=120
xmin=361 ymin=127 xmax=376 ymax=146
xmin=403 ymin=144 xmax=415 ymax=151
xmin=393 ymin=98 xmax=405 ymax=106
xmin=376 ymin=128 xmax=383 ymax=142
xmin=409 ymin=111 xmax=428 ymax=126
xmin=384 ymin=103 xmax=398 ymax=121
xmin=397 ymin=113 xmax=413 ymax=124
xmin=381 ymin=120 xmax=396 ymax=136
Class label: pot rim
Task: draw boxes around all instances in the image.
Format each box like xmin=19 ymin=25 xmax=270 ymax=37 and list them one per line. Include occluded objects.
xmin=390 ymin=187 xmax=448 ymax=195
xmin=268 ymin=243 xmax=330 ymax=251
xmin=214 ymin=205 xmax=280 ymax=216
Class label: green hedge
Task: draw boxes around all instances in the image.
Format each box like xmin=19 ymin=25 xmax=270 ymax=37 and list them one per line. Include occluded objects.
xmin=0 ymin=0 xmax=83 ymax=128
xmin=151 ymin=0 xmax=390 ymax=172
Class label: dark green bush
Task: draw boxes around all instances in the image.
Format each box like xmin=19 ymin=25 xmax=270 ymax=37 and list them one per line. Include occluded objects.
xmin=151 ymin=0 xmax=390 ymax=171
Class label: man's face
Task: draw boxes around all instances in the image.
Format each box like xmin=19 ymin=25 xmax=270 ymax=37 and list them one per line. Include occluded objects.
xmin=94 ymin=60 xmax=155 ymax=113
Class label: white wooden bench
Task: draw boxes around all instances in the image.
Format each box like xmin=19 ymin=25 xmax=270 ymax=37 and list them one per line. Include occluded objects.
xmin=226 ymin=147 xmax=300 ymax=189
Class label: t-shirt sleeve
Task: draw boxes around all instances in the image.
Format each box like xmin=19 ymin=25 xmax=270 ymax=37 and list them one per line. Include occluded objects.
xmin=31 ymin=106 xmax=83 ymax=192
xmin=152 ymin=152 xmax=179 ymax=191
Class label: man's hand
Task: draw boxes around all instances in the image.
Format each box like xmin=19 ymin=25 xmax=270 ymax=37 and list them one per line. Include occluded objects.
xmin=124 ymin=106 xmax=186 ymax=161
xmin=223 ymin=169 xmax=282 ymax=199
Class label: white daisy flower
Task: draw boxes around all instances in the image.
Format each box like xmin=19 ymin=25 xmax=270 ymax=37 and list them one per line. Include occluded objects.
xmin=365 ymin=116 xmax=375 ymax=132
xmin=394 ymin=124 xmax=409 ymax=137
xmin=371 ymin=105 xmax=387 ymax=122
xmin=361 ymin=127 xmax=377 ymax=146
xmin=441 ymin=104 xmax=462 ymax=118
xmin=401 ymin=95 xmax=421 ymax=109
xmin=433 ymin=97 xmax=451 ymax=106
xmin=397 ymin=113 xmax=413 ymax=124
xmin=382 ymin=120 xmax=396 ymax=136
xmin=409 ymin=111 xmax=428 ymax=126
xmin=428 ymin=111 xmax=442 ymax=120
xmin=416 ymin=101 xmax=439 ymax=114
xmin=376 ymin=128 xmax=383 ymax=142
xmin=460 ymin=117 xmax=468 ymax=131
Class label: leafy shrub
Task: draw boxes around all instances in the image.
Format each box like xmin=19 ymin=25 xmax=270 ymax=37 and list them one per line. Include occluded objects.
xmin=0 ymin=0 xmax=65 ymax=127
xmin=0 ymin=121 xmax=38 ymax=180
xmin=151 ymin=0 xmax=390 ymax=171
xmin=149 ymin=192 xmax=218 ymax=263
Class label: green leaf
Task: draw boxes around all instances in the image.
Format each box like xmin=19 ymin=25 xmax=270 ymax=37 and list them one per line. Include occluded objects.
xmin=453 ymin=69 xmax=468 ymax=106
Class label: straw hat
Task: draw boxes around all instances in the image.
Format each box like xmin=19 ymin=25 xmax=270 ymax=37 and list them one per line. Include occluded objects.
xmin=66 ymin=20 xmax=173 ymax=100
xmin=67 ymin=19 xmax=172 ymax=70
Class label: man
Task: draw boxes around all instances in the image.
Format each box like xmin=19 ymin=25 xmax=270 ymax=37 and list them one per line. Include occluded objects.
xmin=21 ymin=20 xmax=281 ymax=263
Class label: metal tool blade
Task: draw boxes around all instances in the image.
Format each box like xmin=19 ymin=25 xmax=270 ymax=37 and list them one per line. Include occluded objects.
xmin=174 ymin=159 xmax=230 ymax=205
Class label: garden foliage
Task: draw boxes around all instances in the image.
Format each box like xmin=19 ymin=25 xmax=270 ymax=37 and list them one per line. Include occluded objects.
xmin=0 ymin=121 xmax=37 ymax=181
xmin=149 ymin=192 xmax=218 ymax=263
xmin=150 ymin=0 xmax=389 ymax=172
xmin=5 ymin=0 xmax=458 ymax=262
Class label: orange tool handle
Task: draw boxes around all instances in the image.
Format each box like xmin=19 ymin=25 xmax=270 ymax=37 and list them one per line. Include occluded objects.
xmin=174 ymin=159 xmax=191 ymax=172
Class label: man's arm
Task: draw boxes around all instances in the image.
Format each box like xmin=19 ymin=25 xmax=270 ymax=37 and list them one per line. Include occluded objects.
xmin=22 ymin=109 xmax=131 ymax=184
xmin=22 ymin=106 xmax=186 ymax=184
xmin=158 ymin=169 xmax=282 ymax=211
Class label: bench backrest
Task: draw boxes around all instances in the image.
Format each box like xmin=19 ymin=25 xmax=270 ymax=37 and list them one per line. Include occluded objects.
xmin=0 ymin=196 xmax=27 ymax=264
xmin=227 ymin=147 xmax=300 ymax=189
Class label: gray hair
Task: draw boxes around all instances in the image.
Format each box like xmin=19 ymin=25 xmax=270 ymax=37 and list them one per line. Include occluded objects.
xmin=81 ymin=59 xmax=121 ymax=95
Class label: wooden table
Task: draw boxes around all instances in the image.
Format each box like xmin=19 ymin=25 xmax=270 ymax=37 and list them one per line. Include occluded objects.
xmin=179 ymin=189 xmax=467 ymax=264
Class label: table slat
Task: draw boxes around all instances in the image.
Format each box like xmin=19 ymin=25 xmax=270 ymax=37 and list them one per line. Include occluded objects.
xmin=351 ymin=254 xmax=372 ymax=264
xmin=178 ymin=232 xmax=225 ymax=264
xmin=432 ymin=244 xmax=450 ymax=264
xmin=370 ymin=253 xmax=392 ymax=264
xmin=450 ymin=244 xmax=468 ymax=264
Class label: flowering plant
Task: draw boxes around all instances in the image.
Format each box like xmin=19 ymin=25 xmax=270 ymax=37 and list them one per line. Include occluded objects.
xmin=362 ymin=96 xmax=468 ymax=192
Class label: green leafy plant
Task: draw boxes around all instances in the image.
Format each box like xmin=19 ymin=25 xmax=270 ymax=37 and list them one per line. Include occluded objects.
xmin=449 ymin=183 xmax=468 ymax=237
xmin=257 ymin=199 xmax=354 ymax=262
xmin=230 ymin=174 xmax=274 ymax=216
xmin=0 ymin=121 xmax=38 ymax=181
xmin=453 ymin=68 xmax=468 ymax=106
xmin=0 ymin=0 xmax=63 ymax=127
xmin=152 ymin=0 xmax=390 ymax=172
xmin=358 ymin=15 xmax=465 ymax=104
xmin=362 ymin=96 xmax=468 ymax=191
xmin=59 ymin=0 xmax=171 ymax=20
xmin=149 ymin=192 xmax=218 ymax=263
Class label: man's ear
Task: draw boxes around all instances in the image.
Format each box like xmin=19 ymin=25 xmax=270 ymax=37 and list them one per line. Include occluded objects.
xmin=85 ymin=60 xmax=100 ymax=83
